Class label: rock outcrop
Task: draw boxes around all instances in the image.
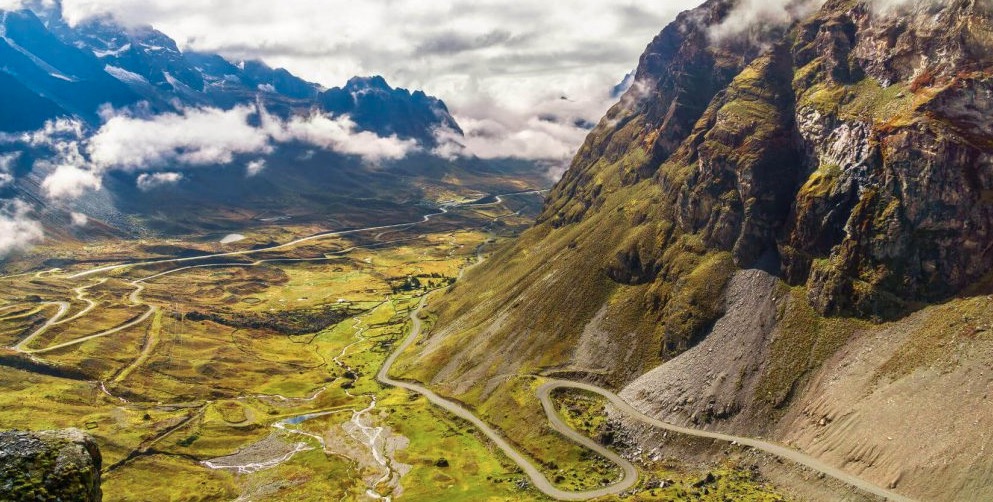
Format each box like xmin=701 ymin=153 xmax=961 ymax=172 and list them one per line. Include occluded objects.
xmin=0 ymin=429 xmax=102 ymax=502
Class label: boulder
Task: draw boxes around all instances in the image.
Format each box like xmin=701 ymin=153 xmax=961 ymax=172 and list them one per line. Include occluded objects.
xmin=0 ymin=429 xmax=102 ymax=501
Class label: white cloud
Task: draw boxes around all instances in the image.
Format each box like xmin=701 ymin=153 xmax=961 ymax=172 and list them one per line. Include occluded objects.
xmin=12 ymin=118 xmax=102 ymax=200
xmin=432 ymin=76 xmax=622 ymax=175
xmin=26 ymin=103 xmax=423 ymax=200
xmin=136 ymin=172 xmax=183 ymax=191
xmin=15 ymin=117 xmax=102 ymax=201
xmin=88 ymin=106 xmax=272 ymax=170
xmin=436 ymin=116 xmax=585 ymax=163
xmin=0 ymin=152 xmax=18 ymax=187
xmin=0 ymin=199 xmax=44 ymax=258
xmin=88 ymin=106 xmax=418 ymax=170
xmin=70 ymin=211 xmax=89 ymax=226
xmin=42 ymin=165 xmax=102 ymax=199
xmin=22 ymin=118 xmax=87 ymax=149
xmin=58 ymin=0 xmax=706 ymax=164
xmin=707 ymin=0 xmax=940 ymax=42
xmin=709 ymin=0 xmax=826 ymax=42
xmin=246 ymin=159 xmax=266 ymax=177
xmin=0 ymin=0 xmax=54 ymax=10
xmin=21 ymin=119 xmax=91 ymax=185
xmin=265 ymin=112 xmax=417 ymax=162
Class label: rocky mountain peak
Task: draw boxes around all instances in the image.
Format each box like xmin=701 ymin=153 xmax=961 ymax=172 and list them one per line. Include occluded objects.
xmin=343 ymin=75 xmax=392 ymax=91
xmin=320 ymin=75 xmax=463 ymax=146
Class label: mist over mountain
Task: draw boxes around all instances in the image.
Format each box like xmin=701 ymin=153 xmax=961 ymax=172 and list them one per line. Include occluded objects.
xmin=321 ymin=76 xmax=463 ymax=147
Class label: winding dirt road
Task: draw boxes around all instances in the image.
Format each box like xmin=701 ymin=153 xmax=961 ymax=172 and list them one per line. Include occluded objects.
xmin=379 ymin=297 xmax=915 ymax=502
xmin=13 ymin=301 xmax=69 ymax=351
xmin=377 ymin=298 xmax=638 ymax=501
xmin=25 ymin=306 xmax=157 ymax=355
xmin=6 ymin=195 xmax=521 ymax=354
xmin=66 ymin=208 xmax=453 ymax=279
xmin=536 ymin=381 xmax=914 ymax=502
xmin=61 ymin=191 xmax=546 ymax=280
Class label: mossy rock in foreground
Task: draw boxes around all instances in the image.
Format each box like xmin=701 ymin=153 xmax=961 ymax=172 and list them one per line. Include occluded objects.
xmin=0 ymin=429 xmax=102 ymax=501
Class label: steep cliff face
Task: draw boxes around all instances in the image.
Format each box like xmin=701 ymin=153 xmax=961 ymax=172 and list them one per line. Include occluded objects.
xmin=396 ymin=1 xmax=993 ymax=499
xmin=549 ymin=0 xmax=993 ymax=319
xmin=784 ymin=0 xmax=993 ymax=316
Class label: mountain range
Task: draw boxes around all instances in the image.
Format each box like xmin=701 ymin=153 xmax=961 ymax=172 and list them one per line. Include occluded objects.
xmin=0 ymin=3 xmax=459 ymax=141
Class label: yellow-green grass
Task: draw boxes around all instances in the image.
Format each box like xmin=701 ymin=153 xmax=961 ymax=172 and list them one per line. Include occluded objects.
xmin=0 ymin=304 xmax=59 ymax=346
xmin=756 ymin=287 xmax=868 ymax=409
xmin=0 ymin=366 xmax=198 ymax=466
xmin=461 ymin=376 xmax=623 ymax=492
xmin=41 ymin=323 xmax=147 ymax=380
xmin=102 ymin=455 xmax=239 ymax=502
xmin=119 ymin=316 xmax=330 ymax=401
xmin=876 ymin=295 xmax=993 ymax=381
xmin=383 ymin=392 xmax=543 ymax=501
xmin=552 ymin=389 xmax=611 ymax=441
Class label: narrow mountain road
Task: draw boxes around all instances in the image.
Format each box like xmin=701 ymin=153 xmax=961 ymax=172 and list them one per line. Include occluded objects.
xmin=24 ymin=306 xmax=157 ymax=355
xmin=377 ymin=298 xmax=639 ymax=501
xmin=66 ymin=208 xmax=454 ymax=279
xmin=50 ymin=278 xmax=108 ymax=327
xmin=380 ymin=297 xmax=915 ymax=502
xmin=536 ymin=381 xmax=914 ymax=502
xmin=12 ymin=301 xmax=69 ymax=351
xmin=7 ymin=192 xmax=534 ymax=354
xmin=0 ymin=304 xmax=42 ymax=321
xmin=112 ymin=309 xmax=161 ymax=384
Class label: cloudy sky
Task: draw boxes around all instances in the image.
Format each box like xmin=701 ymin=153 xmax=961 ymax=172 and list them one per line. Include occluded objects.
xmin=52 ymin=0 xmax=706 ymax=166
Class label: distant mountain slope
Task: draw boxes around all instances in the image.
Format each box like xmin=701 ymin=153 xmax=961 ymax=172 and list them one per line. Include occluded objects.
xmin=396 ymin=1 xmax=993 ymax=500
xmin=0 ymin=9 xmax=141 ymax=122
xmin=0 ymin=71 xmax=65 ymax=132
xmin=45 ymin=12 xmax=322 ymax=114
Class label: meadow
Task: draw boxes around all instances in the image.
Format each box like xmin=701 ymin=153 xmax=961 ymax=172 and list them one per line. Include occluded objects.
xmin=0 ymin=195 xmax=551 ymax=501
